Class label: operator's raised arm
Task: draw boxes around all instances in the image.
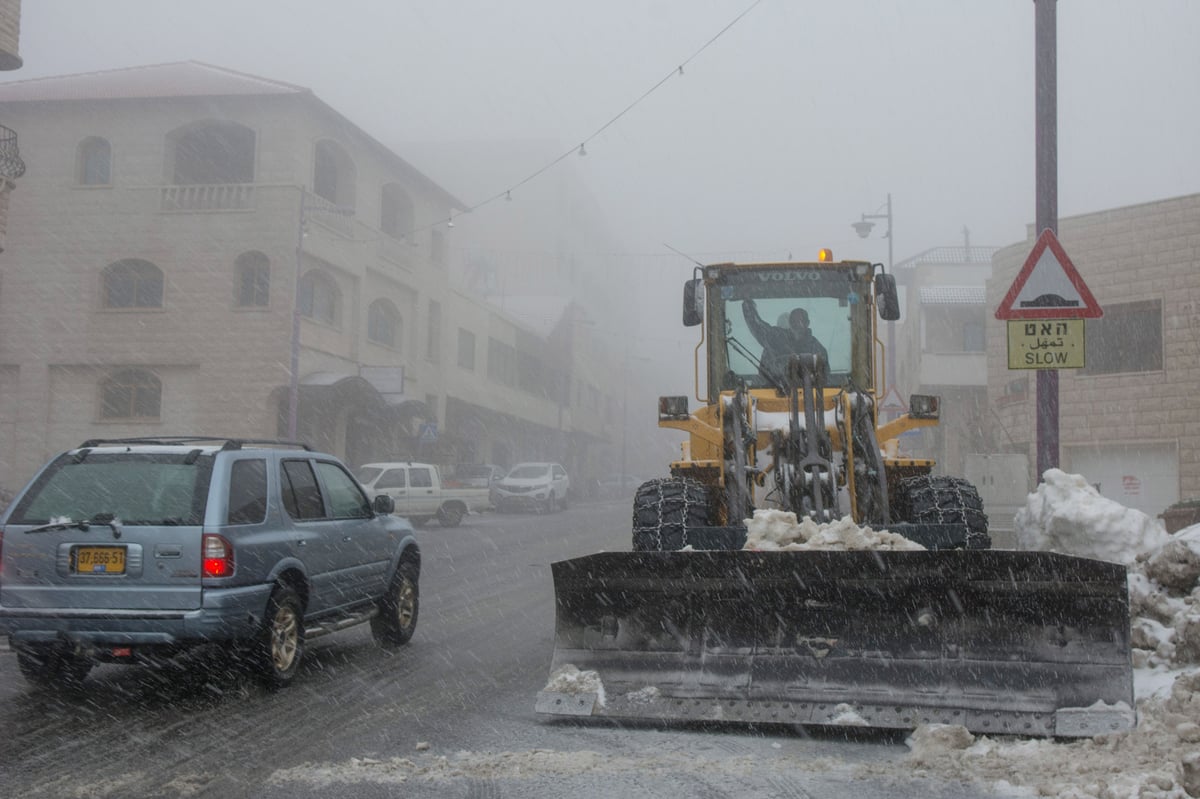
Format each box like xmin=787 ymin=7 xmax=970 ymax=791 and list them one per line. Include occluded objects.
xmin=741 ymin=298 xmax=829 ymax=385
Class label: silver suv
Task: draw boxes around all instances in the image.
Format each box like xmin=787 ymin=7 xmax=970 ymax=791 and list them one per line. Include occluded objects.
xmin=0 ymin=437 xmax=420 ymax=690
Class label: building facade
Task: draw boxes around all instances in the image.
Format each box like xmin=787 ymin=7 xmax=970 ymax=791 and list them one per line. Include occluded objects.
xmin=892 ymin=246 xmax=999 ymax=477
xmin=987 ymin=193 xmax=1200 ymax=517
xmin=0 ymin=0 xmax=22 ymax=254
xmin=0 ymin=62 xmax=623 ymax=494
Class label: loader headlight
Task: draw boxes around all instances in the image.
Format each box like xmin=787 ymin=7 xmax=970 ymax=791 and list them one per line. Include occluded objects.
xmin=659 ymin=395 xmax=689 ymax=421
xmin=910 ymin=394 xmax=940 ymax=419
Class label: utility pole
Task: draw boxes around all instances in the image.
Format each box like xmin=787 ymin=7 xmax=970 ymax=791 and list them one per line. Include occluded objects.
xmin=1034 ymin=0 xmax=1059 ymax=476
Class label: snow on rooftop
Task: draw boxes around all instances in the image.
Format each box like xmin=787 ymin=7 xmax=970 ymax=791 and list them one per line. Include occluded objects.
xmin=0 ymin=61 xmax=307 ymax=103
xmin=917 ymin=285 xmax=986 ymax=305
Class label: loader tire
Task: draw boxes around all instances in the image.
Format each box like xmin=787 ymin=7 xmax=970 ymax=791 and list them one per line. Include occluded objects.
xmin=632 ymin=477 xmax=710 ymax=551
xmin=895 ymin=474 xmax=990 ymax=549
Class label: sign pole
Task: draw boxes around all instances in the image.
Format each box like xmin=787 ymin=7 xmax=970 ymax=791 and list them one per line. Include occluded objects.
xmin=1034 ymin=0 xmax=1059 ymax=477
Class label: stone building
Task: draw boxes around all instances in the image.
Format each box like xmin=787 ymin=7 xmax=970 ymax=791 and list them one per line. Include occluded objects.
xmin=987 ymin=193 xmax=1200 ymax=517
xmin=0 ymin=0 xmax=22 ymax=254
xmin=0 ymin=61 xmax=621 ymax=492
xmin=891 ymin=245 xmax=999 ymax=478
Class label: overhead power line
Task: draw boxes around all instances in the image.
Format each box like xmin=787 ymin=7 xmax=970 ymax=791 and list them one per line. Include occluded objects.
xmin=407 ymin=0 xmax=766 ymax=238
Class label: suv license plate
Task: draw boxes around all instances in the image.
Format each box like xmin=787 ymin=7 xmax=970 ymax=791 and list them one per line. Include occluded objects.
xmin=74 ymin=546 xmax=126 ymax=574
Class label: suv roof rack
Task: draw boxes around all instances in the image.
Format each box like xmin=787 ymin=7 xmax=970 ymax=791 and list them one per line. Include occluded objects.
xmin=77 ymin=436 xmax=313 ymax=451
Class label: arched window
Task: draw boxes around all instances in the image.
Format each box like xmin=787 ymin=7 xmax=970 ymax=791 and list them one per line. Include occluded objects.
xmin=103 ymin=259 xmax=163 ymax=308
xmin=298 ymin=270 xmax=341 ymax=326
xmin=76 ymin=137 xmax=111 ymax=186
xmin=100 ymin=369 xmax=162 ymax=420
xmin=235 ymin=251 xmax=270 ymax=307
xmin=380 ymin=183 xmax=414 ymax=239
xmin=167 ymin=121 xmax=255 ymax=185
xmin=313 ymin=140 xmax=356 ymax=209
xmin=367 ymin=299 xmax=402 ymax=349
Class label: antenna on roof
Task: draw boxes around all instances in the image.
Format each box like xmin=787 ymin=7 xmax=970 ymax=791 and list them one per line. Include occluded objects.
xmin=663 ymin=243 xmax=704 ymax=267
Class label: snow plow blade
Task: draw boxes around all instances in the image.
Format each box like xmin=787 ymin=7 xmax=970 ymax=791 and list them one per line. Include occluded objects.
xmin=536 ymin=550 xmax=1135 ymax=738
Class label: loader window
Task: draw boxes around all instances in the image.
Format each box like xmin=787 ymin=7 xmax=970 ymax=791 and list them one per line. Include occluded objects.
xmin=724 ymin=296 xmax=852 ymax=388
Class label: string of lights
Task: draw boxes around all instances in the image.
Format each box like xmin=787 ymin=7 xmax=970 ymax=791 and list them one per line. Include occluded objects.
xmin=406 ymin=0 xmax=765 ymax=238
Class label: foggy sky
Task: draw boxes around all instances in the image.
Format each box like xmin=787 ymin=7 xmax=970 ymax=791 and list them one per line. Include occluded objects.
xmin=9 ymin=1 xmax=1199 ymax=267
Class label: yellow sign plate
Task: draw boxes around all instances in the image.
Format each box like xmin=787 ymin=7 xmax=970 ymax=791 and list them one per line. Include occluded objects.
xmin=1006 ymin=319 xmax=1086 ymax=370
xmin=74 ymin=546 xmax=126 ymax=574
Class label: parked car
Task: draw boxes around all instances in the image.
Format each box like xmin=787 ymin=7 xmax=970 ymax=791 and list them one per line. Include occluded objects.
xmin=595 ymin=474 xmax=645 ymax=500
xmin=0 ymin=436 xmax=420 ymax=691
xmin=357 ymin=461 xmax=491 ymax=527
xmin=492 ymin=462 xmax=570 ymax=513
xmin=442 ymin=463 xmax=505 ymax=501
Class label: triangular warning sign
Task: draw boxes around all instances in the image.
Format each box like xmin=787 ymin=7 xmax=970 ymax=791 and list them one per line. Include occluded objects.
xmin=995 ymin=229 xmax=1103 ymax=320
xmin=880 ymin=385 xmax=906 ymax=412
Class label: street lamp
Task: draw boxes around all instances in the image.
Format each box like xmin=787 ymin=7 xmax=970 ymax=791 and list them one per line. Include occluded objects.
xmin=852 ymin=193 xmax=896 ymax=402
xmin=287 ymin=190 xmax=355 ymax=439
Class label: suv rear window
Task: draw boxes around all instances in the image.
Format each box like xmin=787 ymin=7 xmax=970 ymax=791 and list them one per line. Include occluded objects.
xmin=9 ymin=452 xmax=211 ymax=525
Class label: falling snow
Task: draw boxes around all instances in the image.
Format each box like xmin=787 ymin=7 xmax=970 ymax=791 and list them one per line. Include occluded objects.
xmin=279 ymin=472 xmax=1200 ymax=797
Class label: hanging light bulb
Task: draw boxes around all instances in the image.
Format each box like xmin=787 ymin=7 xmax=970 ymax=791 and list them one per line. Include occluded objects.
xmin=505 ymin=190 xmax=512 ymax=201
xmin=578 ymin=143 xmax=587 ymax=157
xmin=447 ymin=213 xmax=455 ymax=228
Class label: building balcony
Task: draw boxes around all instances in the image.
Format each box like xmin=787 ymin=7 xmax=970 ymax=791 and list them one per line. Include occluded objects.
xmin=160 ymin=183 xmax=255 ymax=212
xmin=0 ymin=123 xmax=25 ymax=181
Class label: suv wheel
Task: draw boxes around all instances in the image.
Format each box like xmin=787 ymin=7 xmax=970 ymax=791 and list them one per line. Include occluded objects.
xmin=255 ymin=585 xmax=304 ymax=688
xmin=371 ymin=561 xmax=419 ymax=647
xmin=16 ymin=648 xmax=92 ymax=690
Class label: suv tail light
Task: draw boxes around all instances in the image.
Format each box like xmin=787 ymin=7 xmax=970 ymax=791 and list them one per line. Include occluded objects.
xmin=201 ymin=533 xmax=233 ymax=578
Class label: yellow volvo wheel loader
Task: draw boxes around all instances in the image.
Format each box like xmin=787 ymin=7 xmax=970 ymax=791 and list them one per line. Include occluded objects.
xmin=537 ymin=254 xmax=1134 ymax=738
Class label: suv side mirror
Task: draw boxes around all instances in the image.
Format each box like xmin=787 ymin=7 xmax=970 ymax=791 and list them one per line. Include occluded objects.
xmin=875 ymin=273 xmax=901 ymax=321
xmin=373 ymin=494 xmax=395 ymax=515
xmin=683 ymin=279 xmax=704 ymax=327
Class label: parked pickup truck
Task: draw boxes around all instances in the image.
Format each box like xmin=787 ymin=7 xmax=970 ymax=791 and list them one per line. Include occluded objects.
xmin=357 ymin=462 xmax=490 ymax=527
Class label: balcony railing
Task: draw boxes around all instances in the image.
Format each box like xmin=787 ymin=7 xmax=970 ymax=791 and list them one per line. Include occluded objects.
xmin=0 ymin=124 xmax=25 ymax=180
xmin=302 ymin=193 xmax=355 ymax=237
xmin=160 ymin=183 xmax=256 ymax=212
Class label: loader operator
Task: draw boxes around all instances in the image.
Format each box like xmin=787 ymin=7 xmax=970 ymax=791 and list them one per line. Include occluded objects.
xmin=742 ymin=298 xmax=830 ymax=387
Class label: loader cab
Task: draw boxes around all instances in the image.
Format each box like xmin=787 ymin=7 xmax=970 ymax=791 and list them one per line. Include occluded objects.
xmin=694 ymin=260 xmax=885 ymax=402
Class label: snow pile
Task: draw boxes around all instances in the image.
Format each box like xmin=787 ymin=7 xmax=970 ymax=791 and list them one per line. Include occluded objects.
xmin=543 ymin=665 xmax=606 ymax=707
xmin=743 ymin=509 xmax=925 ymax=551
xmin=896 ymin=675 xmax=1200 ymax=798
xmin=1014 ymin=468 xmax=1168 ymax=564
xmin=1131 ymin=526 xmax=1200 ymax=674
xmin=895 ymin=470 xmax=1200 ymax=798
